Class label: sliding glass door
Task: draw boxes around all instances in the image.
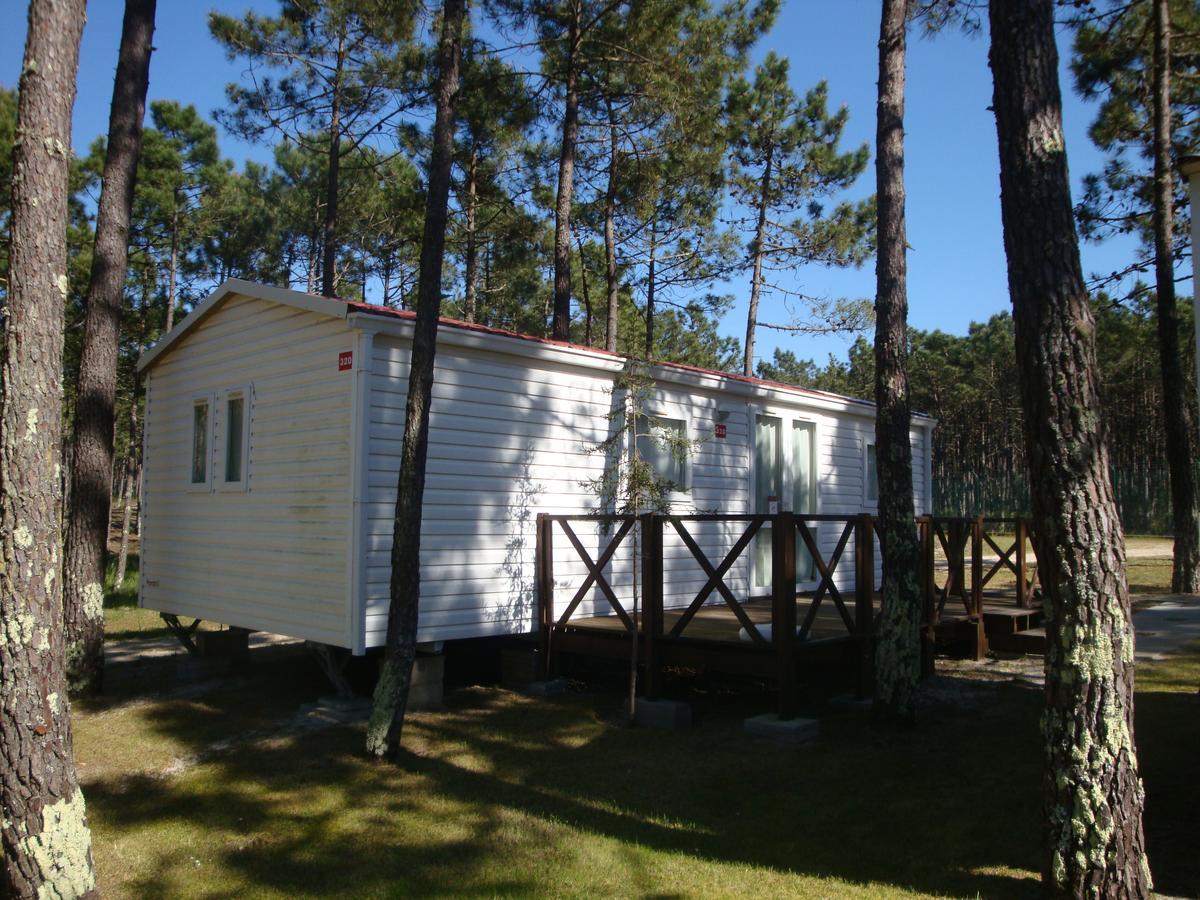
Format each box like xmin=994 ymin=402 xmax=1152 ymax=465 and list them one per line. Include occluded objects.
xmin=753 ymin=414 xmax=817 ymax=589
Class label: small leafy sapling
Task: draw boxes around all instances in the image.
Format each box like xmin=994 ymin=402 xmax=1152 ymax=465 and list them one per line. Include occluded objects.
xmin=583 ymin=358 xmax=704 ymax=722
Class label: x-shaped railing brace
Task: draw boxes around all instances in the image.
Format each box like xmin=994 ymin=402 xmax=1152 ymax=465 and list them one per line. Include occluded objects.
xmin=554 ymin=518 xmax=636 ymax=631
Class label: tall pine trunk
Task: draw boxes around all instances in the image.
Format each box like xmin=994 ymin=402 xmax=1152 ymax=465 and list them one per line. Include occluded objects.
xmin=62 ymin=0 xmax=157 ymax=697
xmin=743 ymin=151 xmax=772 ymax=377
xmin=115 ymin=382 xmax=141 ymax=589
xmin=871 ymin=0 xmax=922 ymax=726
xmin=644 ymin=220 xmax=658 ymax=358
xmin=165 ymin=205 xmax=178 ymax=332
xmin=576 ymin=232 xmax=594 ymax=345
xmin=988 ymin=1 xmax=1150 ymax=894
xmin=551 ymin=0 xmax=581 ymax=341
xmin=604 ymin=107 xmax=619 ymax=352
xmin=321 ymin=28 xmax=347 ymax=298
xmin=464 ymin=148 xmax=479 ymax=323
xmin=1150 ymin=0 xmax=1200 ymax=592
xmin=366 ymin=0 xmax=465 ymax=761
xmin=1 ymin=0 xmax=97 ymax=895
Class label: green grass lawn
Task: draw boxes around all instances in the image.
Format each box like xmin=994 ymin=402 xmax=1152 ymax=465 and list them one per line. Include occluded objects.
xmin=103 ymin=553 xmax=222 ymax=641
xmin=72 ymin=638 xmax=1200 ymax=899
xmin=79 ymin=538 xmax=1193 ymax=897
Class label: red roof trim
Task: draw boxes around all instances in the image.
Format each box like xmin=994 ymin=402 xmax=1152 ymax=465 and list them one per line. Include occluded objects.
xmin=336 ymin=296 xmax=913 ymax=416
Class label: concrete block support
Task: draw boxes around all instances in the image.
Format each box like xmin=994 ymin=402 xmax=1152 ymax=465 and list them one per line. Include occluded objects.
xmin=634 ymin=698 xmax=692 ymax=730
xmin=408 ymin=652 xmax=445 ymax=710
xmin=743 ymin=713 xmax=819 ymax=744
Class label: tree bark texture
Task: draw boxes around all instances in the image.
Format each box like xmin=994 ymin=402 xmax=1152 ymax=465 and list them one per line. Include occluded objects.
xmin=1 ymin=0 xmax=98 ymax=896
xmin=743 ymin=151 xmax=772 ymax=377
xmin=988 ymin=1 xmax=1151 ymax=895
xmin=576 ymin=232 xmax=593 ymax=345
xmin=604 ymin=111 xmax=619 ymax=352
xmin=551 ymin=1 xmax=581 ymax=341
xmin=62 ymin=0 xmax=155 ymax=698
xmin=1150 ymin=0 xmax=1200 ymax=592
xmin=320 ymin=27 xmax=347 ymax=298
xmin=114 ymin=391 xmax=141 ymax=589
xmin=165 ymin=207 xmax=178 ymax=332
xmin=644 ymin=221 xmax=658 ymax=358
xmin=464 ymin=149 xmax=479 ymax=323
xmin=871 ymin=0 xmax=922 ymax=727
xmin=366 ymin=0 xmax=464 ymax=761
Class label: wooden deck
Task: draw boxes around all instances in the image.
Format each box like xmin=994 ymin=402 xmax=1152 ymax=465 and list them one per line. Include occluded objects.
xmin=537 ymin=512 xmax=1045 ymax=718
xmin=562 ymin=596 xmax=858 ymax=643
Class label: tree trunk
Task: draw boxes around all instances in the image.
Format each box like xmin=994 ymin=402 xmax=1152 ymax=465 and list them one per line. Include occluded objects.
xmin=576 ymin=231 xmax=593 ymax=345
xmin=166 ymin=204 xmax=178 ymax=332
xmin=871 ymin=0 xmax=922 ymax=726
xmin=604 ymin=109 xmax=619 ymax=352
xmin=464 ymin=148 xmax=479 ymax=323
xmin=1 ymin=0 xmax=97 ymax=896
xmin=382 ymin=251 xmax=394 ymax=309
xmin=744 ymin=150 xmax=773 ymax=377
xmin=366 ymin=0 xmax=465 ymax=762
xmin=320 ymin=27 xmax=347 ymax=298
xmin=551 ymin=0 xmax=582 ymax=341
xmin=644 ymin=220 xmax=658 ymax=358
xmin=115 ymin=390 xmax=140 ymax=589
xmin=1150 ymin=0 xmax=1200 ymax=592
xmin=62 ymin=0 xmax=156 ymax=698
xmin=988 ymin=1 xmax=1151 ymax=895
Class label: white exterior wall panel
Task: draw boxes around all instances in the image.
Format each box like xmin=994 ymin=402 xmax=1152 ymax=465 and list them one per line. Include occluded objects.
xmin=140 ymin=282 xmax=934 ymax=651
xmin=140 ymin=294 xmax=355 ymax=645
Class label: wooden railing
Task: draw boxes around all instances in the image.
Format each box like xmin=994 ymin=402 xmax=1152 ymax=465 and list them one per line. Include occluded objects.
xmin=536 ymin=511 xmax=1040 ymax=716
xmin=537 ymin=511 xmax=877 ymax=719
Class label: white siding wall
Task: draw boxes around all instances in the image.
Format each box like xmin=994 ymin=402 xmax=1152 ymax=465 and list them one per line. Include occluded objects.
xmin=140 ymin=295 xmax=356 ymax=645
xmin=362 ymin=327 xmax=933 ymax=646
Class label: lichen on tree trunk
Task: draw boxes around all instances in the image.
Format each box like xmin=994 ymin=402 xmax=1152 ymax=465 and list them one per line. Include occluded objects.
xmin=987 ymin=1 xmax=1151 ymax=894
xmin=2 ymin=0 xmax=98 ymax=895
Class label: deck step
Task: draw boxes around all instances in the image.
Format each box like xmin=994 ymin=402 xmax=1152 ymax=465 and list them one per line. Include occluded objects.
xmin=997 ymin=626 xmax=1046 ymax=655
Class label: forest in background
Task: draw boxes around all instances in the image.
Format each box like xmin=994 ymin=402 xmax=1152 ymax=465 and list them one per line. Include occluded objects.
xmin=0 ymin=0 xmax=1195 ymax=535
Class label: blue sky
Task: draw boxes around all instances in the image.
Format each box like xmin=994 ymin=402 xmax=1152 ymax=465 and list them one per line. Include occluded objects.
xmin=3 ymin=0 xmax=1148 ymax=369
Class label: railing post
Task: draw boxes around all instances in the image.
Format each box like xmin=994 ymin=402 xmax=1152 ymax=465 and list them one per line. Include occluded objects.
xmin=772 ymin=511 xmax=797 ymax=720
xmin=640 ymin=512 xmax=663 ymax=700
xmin=971 ymin=516 xmax=987 ymax=660
xmin=919 ymin=517 xmax=936 ymax=677
xmin=1016 ymin=517 xmax=1030 ymax=609
xmin=854 ymin=514 xmax=876 ymax=698
xmin=536 ymin=513 xmax=554 ymax=679
xmin=950 ymin=519 xmax=966 ymax=603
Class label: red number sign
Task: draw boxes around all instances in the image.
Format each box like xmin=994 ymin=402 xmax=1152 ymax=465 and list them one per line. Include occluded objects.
xmin=338 ymin=351 xmax=353 ymax=371
xmin=714 ymin=423 xmax=727 ymax=439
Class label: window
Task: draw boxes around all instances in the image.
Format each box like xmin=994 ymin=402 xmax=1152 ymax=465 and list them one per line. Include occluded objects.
xmin=636 ymin=416 xmax=688 ymax=491
xmin=753 ymin=415 xmax=782 ymax=589
xmin=220 ymin=387 xmax=250 ymax=490
xmin=793 ymin=421 xmax=817 ymax=581
xmin=225 ymin=395 xmax=245 ymax=483
xmin=190 ymin=398 xmax=210 ymax=487
xmin=865 ymin=441 xmax=879 ymax=505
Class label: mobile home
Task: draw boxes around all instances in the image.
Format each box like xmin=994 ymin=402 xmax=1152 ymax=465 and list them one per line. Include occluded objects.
xmin=137 ymin=280 xmax=934 ymax=654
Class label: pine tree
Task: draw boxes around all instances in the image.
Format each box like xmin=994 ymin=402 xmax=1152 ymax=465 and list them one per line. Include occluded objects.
xmin=1 ymin=0 xmax=97 ymax=894
xmin=452 ymin=45 xmax=536 ymax=323
xmin=1072 ymin=0 xmax=1200 ymax=592
xmin=210 ymin=0 xmax=419 ymax=297
xmin=989 ymin=0 xmax=1151 ymax=893
xmin=871 ymin=0 xmax=922 ymax=726
xmin=367 ymin=0 xmax=466 ymax=761
xmin=726 ymin=53 xmax=873 ymax=377
xmin=61 ymin=0 xmax=157 ymax=697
